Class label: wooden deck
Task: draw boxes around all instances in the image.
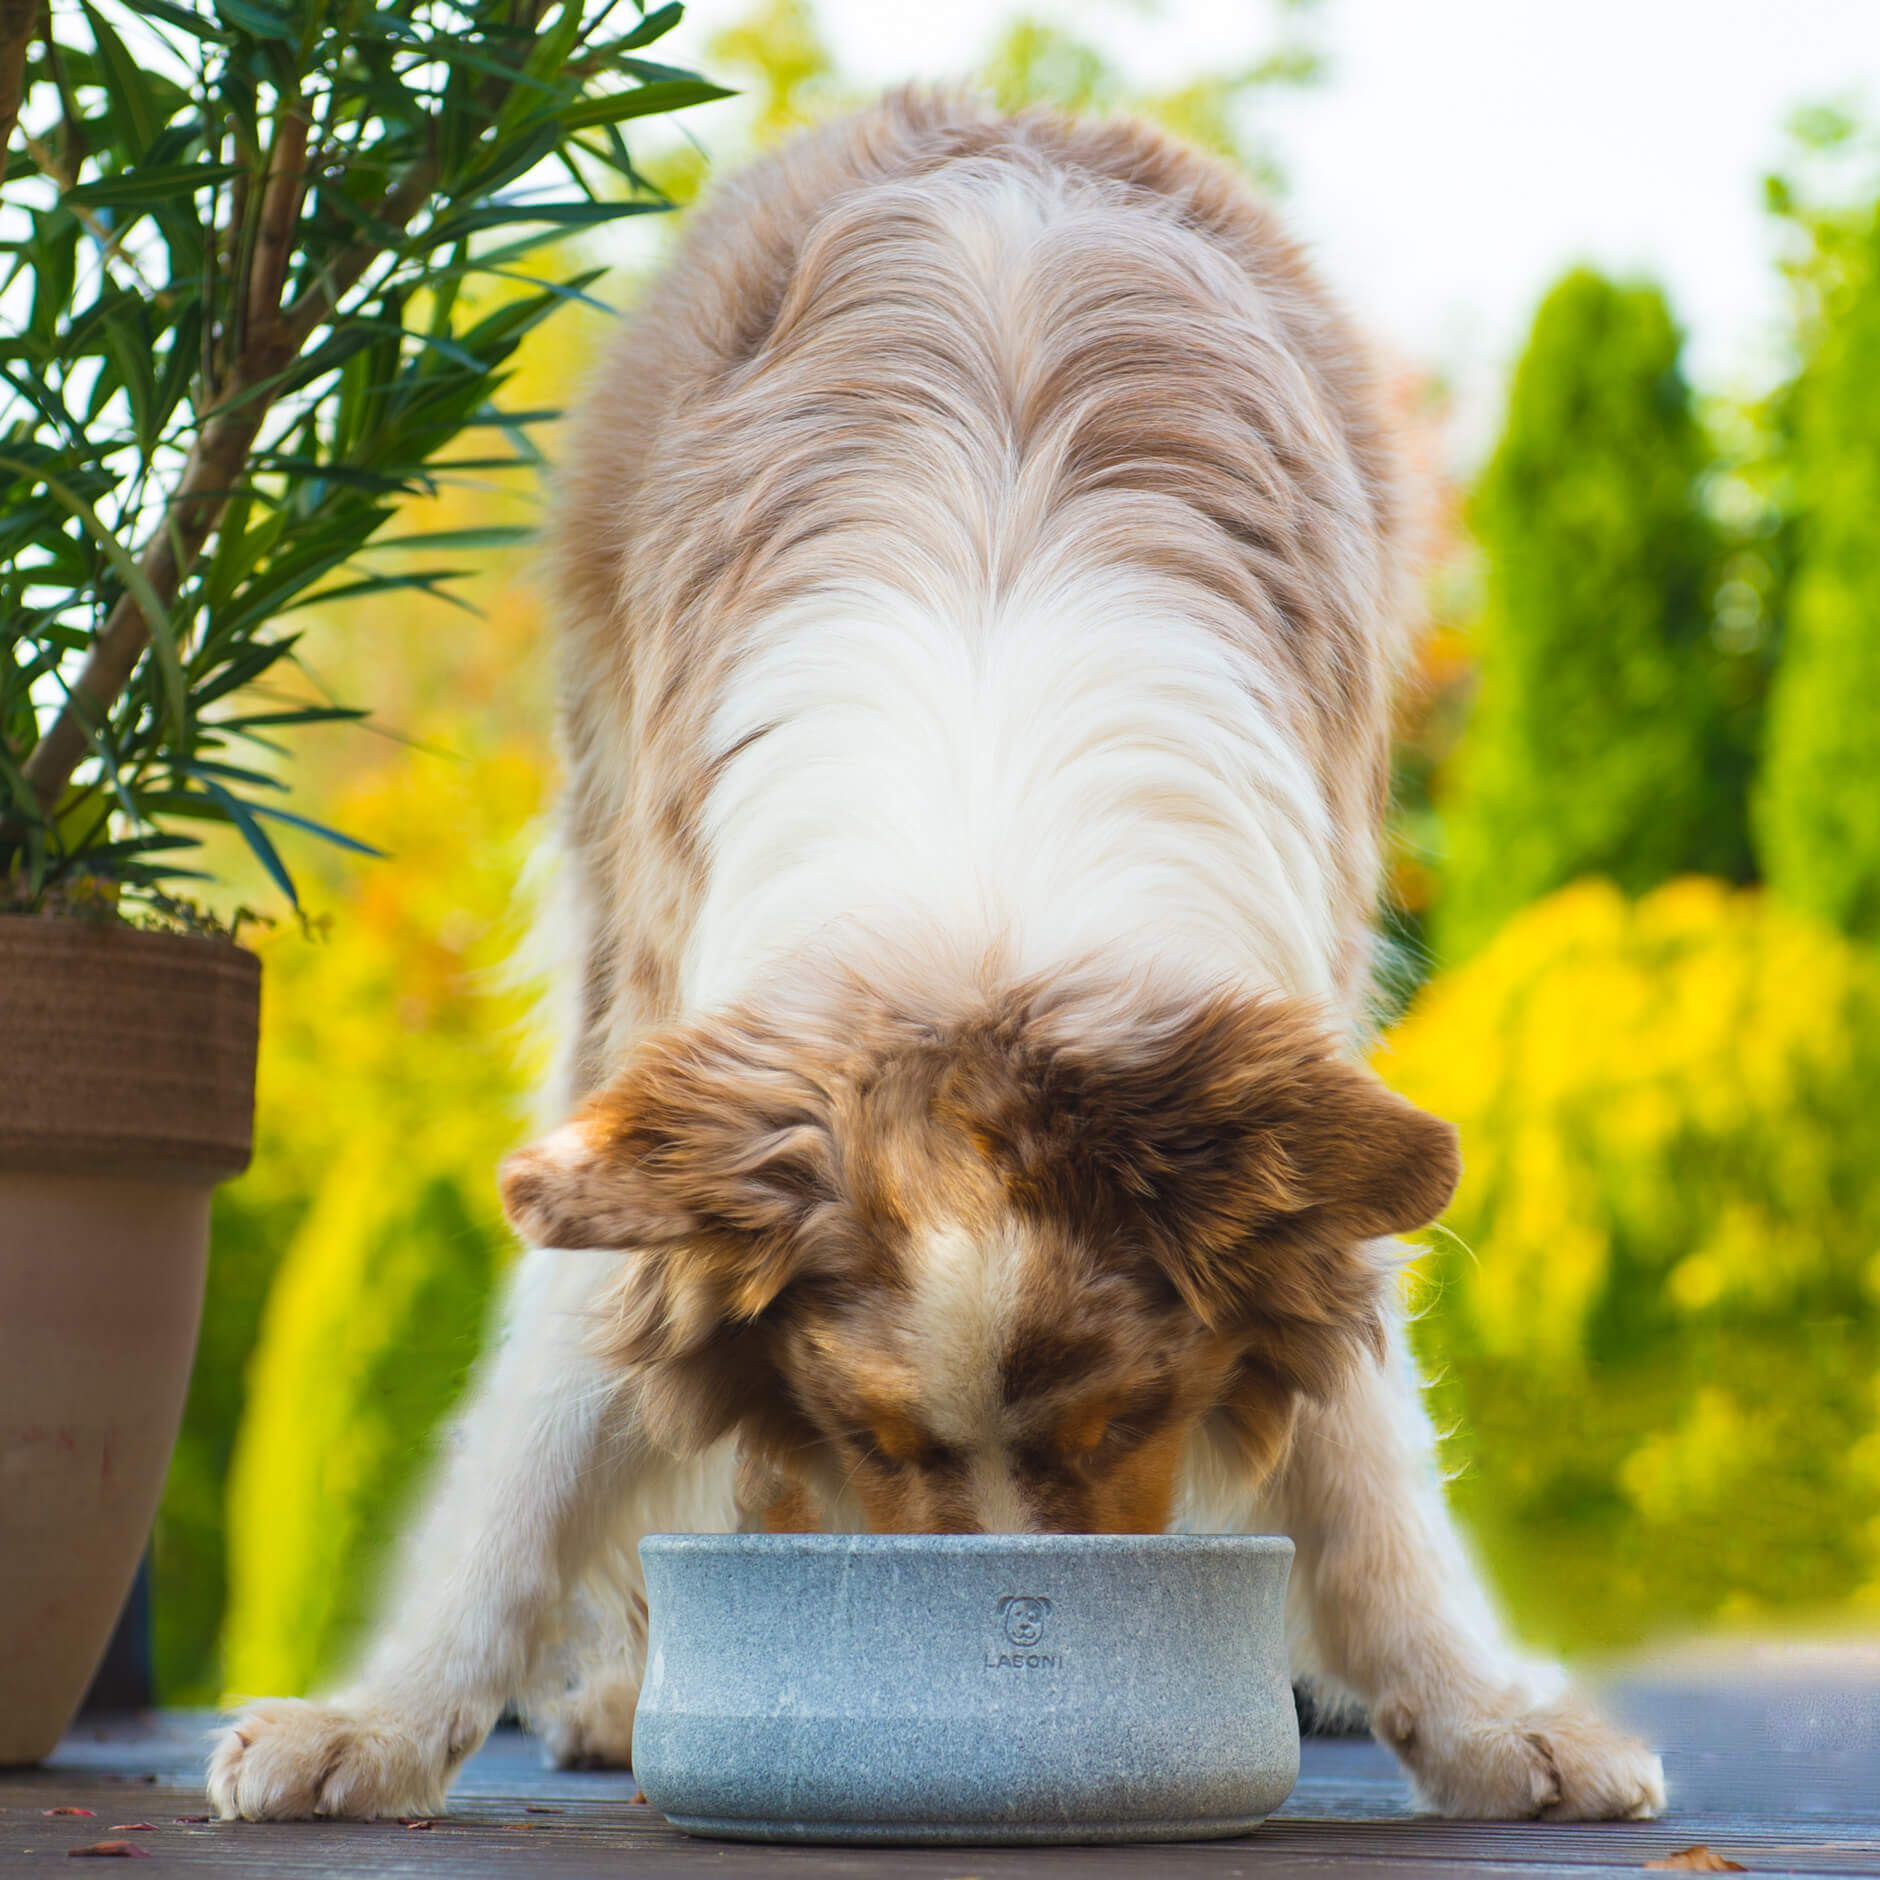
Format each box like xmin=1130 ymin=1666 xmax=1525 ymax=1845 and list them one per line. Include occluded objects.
xmin=5 ymin=1651 xmax=1878 ymax=1876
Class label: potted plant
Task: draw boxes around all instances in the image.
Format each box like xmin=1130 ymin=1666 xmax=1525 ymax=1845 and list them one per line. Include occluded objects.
xmin=0 ymin=0 xmax=725 ymax=1762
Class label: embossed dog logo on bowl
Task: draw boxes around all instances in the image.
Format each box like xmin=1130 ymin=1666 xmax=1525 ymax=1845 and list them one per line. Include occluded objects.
xmin=998 ymin=1594 xmax=1052 ymax=1646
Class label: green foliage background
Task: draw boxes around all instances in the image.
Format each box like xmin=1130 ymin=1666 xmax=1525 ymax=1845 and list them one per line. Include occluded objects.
xmin=1756 ymin=197 xmax=1880 ymax=941
xmin=1435 ymin=271 xmax=1755 ymax=963
xmin=143 ymin=5 xmax=1880 ymax=1700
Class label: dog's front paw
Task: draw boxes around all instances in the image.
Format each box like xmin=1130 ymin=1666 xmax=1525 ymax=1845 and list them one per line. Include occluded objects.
xmin=533 ymin=1676 xmax=639 ymax=1770
xmin=208 ymin=1698 xmax=467 ymax=1820
xmin=1376 ymin=1690 xmax=1665 ymax=1821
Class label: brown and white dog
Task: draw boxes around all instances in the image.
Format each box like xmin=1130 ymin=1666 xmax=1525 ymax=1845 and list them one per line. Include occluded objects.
xmin=208 ymin=93 xmax=1665 ymax=1823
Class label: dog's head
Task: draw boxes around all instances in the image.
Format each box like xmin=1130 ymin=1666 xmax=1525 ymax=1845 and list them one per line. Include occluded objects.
xmin=499 ymin=977 xmax=1459 ymax=1534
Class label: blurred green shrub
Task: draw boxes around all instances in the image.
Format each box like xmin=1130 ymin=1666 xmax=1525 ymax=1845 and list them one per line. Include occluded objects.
xmin=1757 ymin=198 xmax=1880 ymax=941
xmin=154 ymin=1177 xmax=301 ymax=1702
xmin=157 ymin=739 xmax=544 ymax=1699
xmin=1382 ymin=878 xmax=1880 ymax=1649
xmin=1435 ymin=272 xmax=1755 ymax=964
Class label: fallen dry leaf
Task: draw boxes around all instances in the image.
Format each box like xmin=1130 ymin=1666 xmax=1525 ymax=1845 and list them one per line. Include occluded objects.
xmin=172 ymin=1815 xmax=211 ymax=1824
xmin=66 ymin=1843 xmax=150 ymax=1859
xmin=44 ymin=1808 xmax=96 ymax=1817
xmin=107 ymin=1825 xmax=155 ymax=1833
xmin=399 ymin=1819 xmax=435 ymax=1830
xmin=630 ymin=1790 xmax=647 ymax=1805
xmin=1646 ymin=1849 xmax=1747 ymax=1872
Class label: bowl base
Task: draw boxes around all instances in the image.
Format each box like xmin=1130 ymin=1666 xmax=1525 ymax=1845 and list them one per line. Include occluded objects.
xmin=660 ymin=1811 xmax=1274 ymax=1846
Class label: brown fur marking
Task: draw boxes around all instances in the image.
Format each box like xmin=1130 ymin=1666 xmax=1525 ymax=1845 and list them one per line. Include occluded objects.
xmin=500 ymin=975 xmax=1458 ymax=1525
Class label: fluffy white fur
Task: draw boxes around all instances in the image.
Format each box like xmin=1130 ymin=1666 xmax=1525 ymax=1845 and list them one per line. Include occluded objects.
xmin=690 ymin=574 xmax=1341 ymax=1012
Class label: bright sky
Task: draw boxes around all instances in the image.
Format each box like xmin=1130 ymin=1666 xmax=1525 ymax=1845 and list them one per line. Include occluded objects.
xmin=666 ymin=0 xmax=1880 ymax=455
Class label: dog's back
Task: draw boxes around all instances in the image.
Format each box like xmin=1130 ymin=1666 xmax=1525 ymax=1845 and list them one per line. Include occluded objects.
xmin=548 ymin=92 xmax=1415 ymax=1103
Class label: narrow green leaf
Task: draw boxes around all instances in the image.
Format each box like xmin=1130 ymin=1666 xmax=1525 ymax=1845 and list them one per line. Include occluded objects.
xmin=123 ymin=0 xmax=233 ymax=42
xmin=426 ymin=40 xmax=561 ymax=99
xmin=72 ymin=832 xmax=205 ymax=862
xmin=496 ymin=0 xmax=590 ymax=141
xmin=454 ymin=280 xmax=583 ymax=355
xmin=197 ymin=777 xmax=299 ymax=907
xmin=181 ymin=635 xmax=296 ymax=707
xmin=80 ymin=4 xmax=166 ymax=157
xmin=212 ymin=538 xmax=372 ymax=638
xmin=0 ymin=454 xmax=189 ymax=742
xmin=363 ymin=524 xmax=534 ymax=551
xmin=249 ymin=455 xmax=434 ymax=497
xmin=277 ymin=569 xmax=474 ymax=610
xmin=427 ymin=196 xmax=667 ymax=240
xmin=65 ymin=164 xmax=242 ymax=208
xmin=240 ymin=799 xmax=386 ymax=858
xmin=184 ymin=755 xmax=293 ymax=792
xmin=423 ymin=454 xmax=540 ymax=473
xmin=215 ymin=0 xmax=298 ymax=41
xmin=0 ymin=740 xmax=41 ymax=823
xmin=398 ymin=222 xmax=599 ymax=280
xmin=53 ymin=665 xmax=146 ymax=833
xmin=211 ymin=705 xmax=369 ymax=729
xmin=425 ymin=259 xmax=614 ymax=316
xmin=0 ymin=358 xmax=87 ymax=449
xmin=151 ymin=304 xmax=205 ymax=439
xmin=457 ymin=406 xmax=560 ymax=427
xmin=612 ymin=56 xmax=703 ymax=83
xmin=99 ymin=300 xmax=159 ymax=454
xmin=27 ymin=214 xmax=79 ymax=345
xmin=448 ymin=120 xmax=562 ymax=202
xmin=613 ymin=3 xmax=683 ymax=51
xmin=201 ymin=489 xmax=270 ymax=619
xmin=557 ymin=77 xmax=734 ymax=131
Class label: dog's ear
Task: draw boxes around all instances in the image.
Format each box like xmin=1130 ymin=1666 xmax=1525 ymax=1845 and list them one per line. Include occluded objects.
xmin=500 ymin=1013 xmax=845 ymax=1457
xmin=951 ymin=989 xmax=1459 ymax=1394
xmin=1120 ymin=1015 xmax=1461 ymax=1336
xmin=499 ymin=1012 xmax=840 ymax=1317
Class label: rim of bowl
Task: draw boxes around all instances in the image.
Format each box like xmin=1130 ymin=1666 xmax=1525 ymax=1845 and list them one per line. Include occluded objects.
xmin=640 ymin=1532 xmax=1294 ymax=1557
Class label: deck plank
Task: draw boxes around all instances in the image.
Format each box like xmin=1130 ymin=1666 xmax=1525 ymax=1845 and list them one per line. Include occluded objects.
xmin=4 ymin=1665 xmax=1877 ymax=1877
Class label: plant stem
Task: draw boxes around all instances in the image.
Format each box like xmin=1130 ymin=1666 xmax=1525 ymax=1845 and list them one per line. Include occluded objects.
xmin=248 ymin=103 xmax=309 ymax=326
xmin=0 ymin=0 xmax=36 ymax=194
xmin=0 ymin=0 xmax=40 ymax=801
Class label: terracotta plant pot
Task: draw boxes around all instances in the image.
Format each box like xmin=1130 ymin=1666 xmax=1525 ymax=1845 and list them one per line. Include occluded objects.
xmin=0 ymin=919 xmax=259 ymax=1765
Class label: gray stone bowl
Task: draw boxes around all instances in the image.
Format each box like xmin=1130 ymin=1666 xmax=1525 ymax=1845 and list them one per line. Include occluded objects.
xmin=632 ymin=1532 xmax=1298 ymax=1845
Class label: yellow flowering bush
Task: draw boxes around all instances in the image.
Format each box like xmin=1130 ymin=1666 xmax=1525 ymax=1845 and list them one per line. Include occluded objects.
xmin=1381 ymin=878 xmax=1880 ymax=1650
xmin=156 ymin=735 xmax=547 ymax=1700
